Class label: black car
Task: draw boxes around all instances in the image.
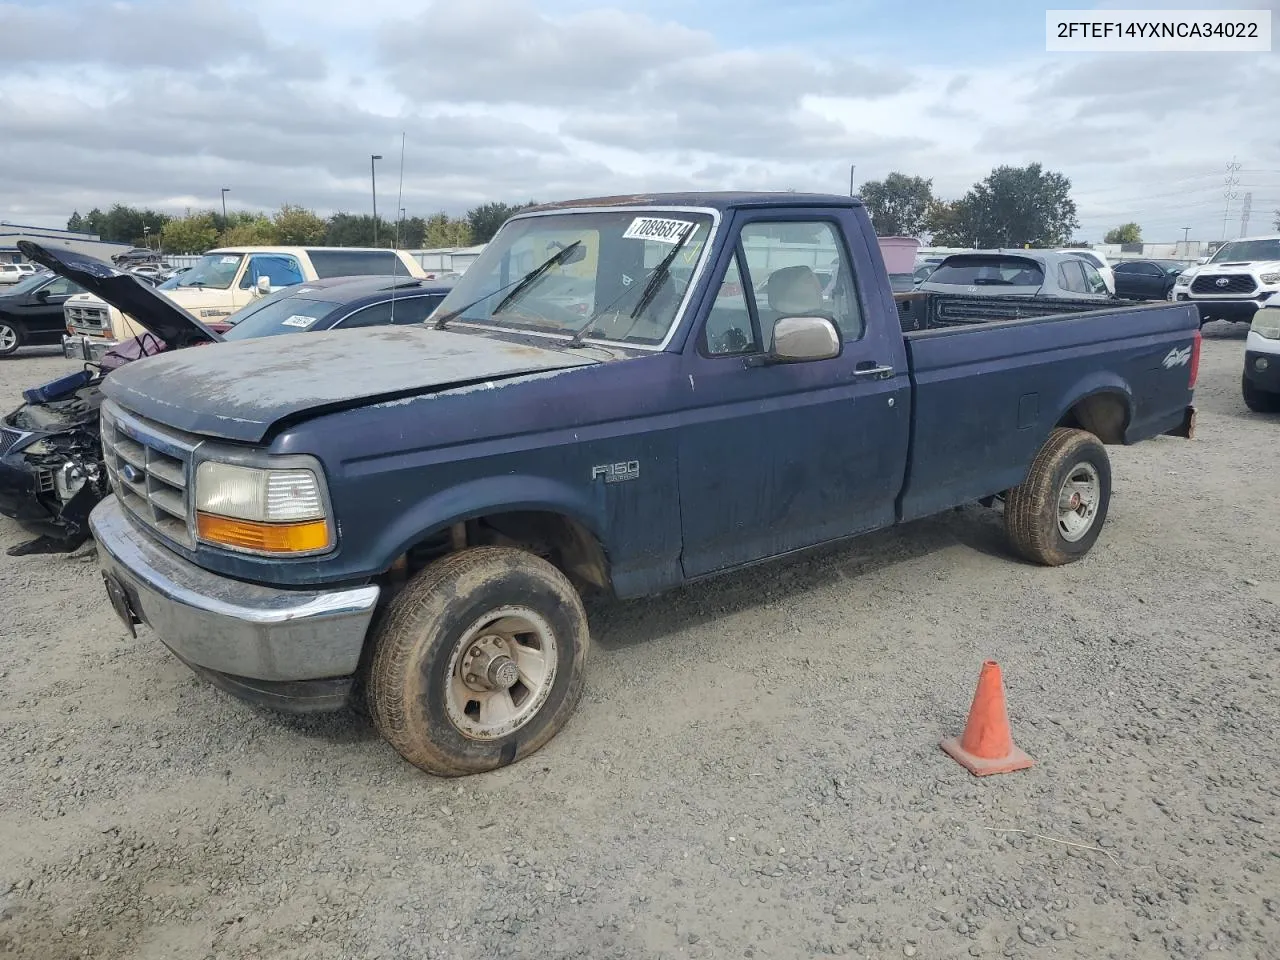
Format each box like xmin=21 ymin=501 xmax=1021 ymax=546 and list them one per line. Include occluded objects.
xmin=1112 ymin=259 xmax=1185 ymax=301
xmin=0 ymin=271 xmax=86 ymax=356
xmin=221 ymin=274 xmax=454 ymax=340
xmin=0 ymin=243 xmax=454 ymax=555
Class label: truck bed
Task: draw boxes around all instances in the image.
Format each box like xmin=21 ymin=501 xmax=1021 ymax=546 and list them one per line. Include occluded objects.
xmin=896 ymin=301 xmax=1199 ymax=523
xmin=894 ymin=291 xmax=1113 ymax=332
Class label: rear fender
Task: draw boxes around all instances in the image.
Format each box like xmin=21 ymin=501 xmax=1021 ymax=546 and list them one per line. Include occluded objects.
xmin=1051 ymin=376 xmax=1133 ymax=445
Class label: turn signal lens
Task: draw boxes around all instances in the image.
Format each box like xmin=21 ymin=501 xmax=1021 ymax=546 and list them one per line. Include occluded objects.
xmin=196 ymin=513 xmax=331 ymax=554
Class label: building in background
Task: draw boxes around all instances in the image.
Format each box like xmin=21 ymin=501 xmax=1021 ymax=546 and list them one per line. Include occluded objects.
xmin=0 ymin=221 xmax=133 ymax=264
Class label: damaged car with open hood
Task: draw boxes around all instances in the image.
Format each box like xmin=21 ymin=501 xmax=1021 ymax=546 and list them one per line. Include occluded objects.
xmin=0 ymin=242 xmax=449 ymax=555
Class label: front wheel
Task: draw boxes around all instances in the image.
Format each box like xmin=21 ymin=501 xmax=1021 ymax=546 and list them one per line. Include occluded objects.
xmin=367 ymin=546 xmax=589 ymax=777
xmin=1242 ymin=374 xmax=1280 ymax=413
xmin=1004 ymin=428 xmax=1112 ymax=566
xmin=0 ymin=320 xmax=23 ymax=357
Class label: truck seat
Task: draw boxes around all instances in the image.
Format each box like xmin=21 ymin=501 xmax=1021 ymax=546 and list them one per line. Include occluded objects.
xmin=762 ymin=266 xmax=825 ymax=347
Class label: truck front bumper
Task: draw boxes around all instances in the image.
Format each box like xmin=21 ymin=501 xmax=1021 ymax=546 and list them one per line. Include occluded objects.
xmin=1175 ymin=295 xmax=1272 ymax=324
xmin=62 ymin=334 xmax=117 ymax=362
xmin=90 ymin=497 xmax=381 ymax=713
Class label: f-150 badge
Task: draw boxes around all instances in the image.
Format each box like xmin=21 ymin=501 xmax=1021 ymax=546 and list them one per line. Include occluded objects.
xmin=592 ymin=461 xmax=640 ymax=483
xmin=1162 ymin=346 xmax=1192 ymax=369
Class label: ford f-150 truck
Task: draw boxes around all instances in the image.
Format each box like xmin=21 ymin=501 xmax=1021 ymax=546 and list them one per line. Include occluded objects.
xmin=69 ymin=193 xmax=1199 ymax=777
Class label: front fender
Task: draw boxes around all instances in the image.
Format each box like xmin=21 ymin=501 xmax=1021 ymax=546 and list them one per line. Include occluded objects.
xmin=362 ymin=472 xmax=608 ymax=574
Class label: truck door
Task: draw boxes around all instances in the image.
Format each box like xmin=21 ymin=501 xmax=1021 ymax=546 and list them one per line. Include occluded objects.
xmin=677 ymin=209 xmax=911 ymax=578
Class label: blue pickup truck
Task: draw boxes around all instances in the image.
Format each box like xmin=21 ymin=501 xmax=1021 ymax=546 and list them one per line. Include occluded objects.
xmin=52 ymin=193 xmax=1199 ymax=777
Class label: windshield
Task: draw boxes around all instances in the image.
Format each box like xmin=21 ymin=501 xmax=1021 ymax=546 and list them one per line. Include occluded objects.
xmin=434 ymin=209 xmax=714 ymax=345
xmin=222 ymin=295 xmax=341 ymax=340
xmin=166 ymin=253 xmax=244 ymax=290
xmin=1210 ymin=239 xmax=1280 ymax=263
xmin=927 ymin=256 xmax=1045 ymax=287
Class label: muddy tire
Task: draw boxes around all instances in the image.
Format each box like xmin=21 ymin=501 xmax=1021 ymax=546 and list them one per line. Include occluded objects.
xmin=0 ymin=320 xmax=23 ymax=357
xmin=1241 ymin=374 xmax=1280 ymax=414
xmin=1004 ymin=428 xmax=1111 ymax=566
xmin=367 ymin=546 xmax=589 ymax=777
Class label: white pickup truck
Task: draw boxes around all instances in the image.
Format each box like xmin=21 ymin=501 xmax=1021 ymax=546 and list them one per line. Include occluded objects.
xmin=63 ymin=245 xmax=425 ymax=360
xmin=1170 ymin=234 xmax=1280 ymax=326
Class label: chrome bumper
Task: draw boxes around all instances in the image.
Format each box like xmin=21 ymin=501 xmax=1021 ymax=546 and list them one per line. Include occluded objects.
xmin=62 ymin=334 xmax=116 ymax=362
xmin=89 ymin=497 xmax=380 ymax=684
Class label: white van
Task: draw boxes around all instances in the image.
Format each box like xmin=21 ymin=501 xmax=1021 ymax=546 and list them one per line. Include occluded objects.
xmin=63 ymin=245 xmax=425 ymax=360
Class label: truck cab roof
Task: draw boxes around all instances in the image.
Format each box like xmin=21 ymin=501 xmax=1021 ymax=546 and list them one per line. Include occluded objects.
xmin=522 ymin=192 xmax=865 ymax=214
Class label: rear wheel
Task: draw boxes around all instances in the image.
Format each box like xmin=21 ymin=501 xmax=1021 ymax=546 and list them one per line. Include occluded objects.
xmin=1005 ymin=428 xmax=1112 ymax=566
xmin=1242 ymin=374 xmax=1280 ymax=413
xmin=367 ymin=546 xmax=589 ymax=777
xmin=0 ymin=320 xmax=23 ymax=357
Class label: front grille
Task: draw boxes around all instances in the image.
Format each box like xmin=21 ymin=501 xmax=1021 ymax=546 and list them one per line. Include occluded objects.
xmin=100 ymin=401 xmax=198 ymax=548
xmin=0 ymin=427 xmax=26 ymax=456
xmin=65 ymin=303 xmax=110 ymax=331
xmin=1191 ymin=274 xmax=1257 ymax=296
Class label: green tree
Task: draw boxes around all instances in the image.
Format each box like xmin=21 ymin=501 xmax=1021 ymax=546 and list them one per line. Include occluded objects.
xmin=222 ymin=215 xmax=280 ymax=246
xmin=467 ymin=201 xmax=535 ymax=243
xmin=271 ymin=204 xmax=328 ymax=245
xmin=325 ymin=212 xmax=395 ymax=247
xmin=1272 ymin=208 xmax=1280 ymax=231
xmin=925 ymin=163 xmax=1078 ymax=248
xmin=1104 ymin=222 xmax=1142 ymax=244
xmin=859 ymin=172 xmax=934 ymax=237
xmin=161 ymin=212 xmax=219 ymax=254
xmin=66 ymin=211 xmax=86 ymax=233
xmin=82 ymin=208 xmax=107 ymax=238
xmin=424 ymin=212 xmax=473 ymax=247
xmin=400 ymin=216 xmax=427 ymax=248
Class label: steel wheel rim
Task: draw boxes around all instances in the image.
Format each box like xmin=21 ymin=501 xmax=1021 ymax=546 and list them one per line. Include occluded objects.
xmin=443 ymin=605 xmax=558 ymax=740
xmin=1058 ymin=462 xmax=1101 ymax=542
xmin=0 ymin=325 xmax=16 ymax=352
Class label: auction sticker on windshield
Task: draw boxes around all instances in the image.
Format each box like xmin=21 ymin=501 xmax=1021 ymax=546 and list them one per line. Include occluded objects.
xmin=281 ymin=315 xmax=319 ymax=328
xmin=622 ymin=217 xmax=696 ymax=244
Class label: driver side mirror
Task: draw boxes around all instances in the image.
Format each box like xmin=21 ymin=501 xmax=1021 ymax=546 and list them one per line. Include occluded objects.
xmin=1196 ymin=256 xmax=1209 ymax=265
xmin=256 ymin=275 xmax=271 ymax=294
xmin=768 ymin=316 xmax=841 ymax=363
xmin=34 ymin=288 xmax=50 ymax=301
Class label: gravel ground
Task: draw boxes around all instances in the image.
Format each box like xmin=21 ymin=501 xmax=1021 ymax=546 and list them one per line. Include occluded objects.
xmin=1 ymin=325 xmax=1277 ymax=960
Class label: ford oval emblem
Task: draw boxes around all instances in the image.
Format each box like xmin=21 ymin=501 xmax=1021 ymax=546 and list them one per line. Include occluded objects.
xmin=120 ymin=463 xmax=142 ymax=483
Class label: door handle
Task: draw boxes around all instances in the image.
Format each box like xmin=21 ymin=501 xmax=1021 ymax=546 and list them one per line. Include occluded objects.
xmin=852 ymin=363 xmax=895 ymax=380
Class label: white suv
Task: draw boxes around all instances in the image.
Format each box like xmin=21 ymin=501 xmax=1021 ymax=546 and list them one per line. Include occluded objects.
xmin=1171 ymin=234 xmax=1280 ymax=326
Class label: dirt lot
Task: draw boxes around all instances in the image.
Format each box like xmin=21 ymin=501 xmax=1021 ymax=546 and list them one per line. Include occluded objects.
xmin=1 ymin=325 xmax=1277 ymax=960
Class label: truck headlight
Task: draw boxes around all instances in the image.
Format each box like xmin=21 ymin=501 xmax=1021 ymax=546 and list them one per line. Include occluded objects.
xmin=1250 ymin=310 xmax=1280 ymax=340
xmin=194 ymin=460 xmax=333 ymax=555
xmin=1174 ymin=273 xmax=1193 ymax=286
xmin=1259 ymin=272 xmax=1280 ymax=284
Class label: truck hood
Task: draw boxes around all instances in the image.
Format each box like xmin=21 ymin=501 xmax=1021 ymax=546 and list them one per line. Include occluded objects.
xmin=101 ymin=326 xmax=599 ymax=443
xmin=1196 ymin=260 xmax=1280 ymax=274
xmin=17 ymin=241 xmax=222 ymax=348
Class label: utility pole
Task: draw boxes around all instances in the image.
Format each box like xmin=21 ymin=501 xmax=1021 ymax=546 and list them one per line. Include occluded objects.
xmin=1182 ymin=226 xmax=1191 ymax=243
xmin=371 ymin=155 xmax=383 ymax=245
xmin=1222 ymin=156 xmax=1241 ymax=241
xmin=1239 ymin=192 xmax=1252 ymax=237
xmin=220 ymin=187 xmax=230 ymax=230
xmin=849 ymin=164 xmax=857 ymax=197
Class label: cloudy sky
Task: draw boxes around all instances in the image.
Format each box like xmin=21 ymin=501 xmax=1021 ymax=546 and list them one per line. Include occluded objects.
xmin=1 ymin=0 xmax=1278 ymax=242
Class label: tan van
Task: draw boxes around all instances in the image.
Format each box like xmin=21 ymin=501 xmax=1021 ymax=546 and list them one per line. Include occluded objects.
xmin=63 ymin=245 xmax=425 ymax=360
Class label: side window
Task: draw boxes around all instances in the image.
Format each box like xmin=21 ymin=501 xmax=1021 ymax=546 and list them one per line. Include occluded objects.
xmin=44 ymin=277 xmax=77 ymax=296
xmin=1139 ymin=264 xmax=1162 ymax=277
xmin=738 ymin=221 xmax=863 ymax=342
xmin=701 ymin=252 xmax=759 ymax=356
xmin=338 ymin=302 xmax=396 ymax=329
xmin=400 ymin=295 xmax=445 ymax=323
xmin=240 ymin=255 xmax=304 ymax=289
xmin=1059 ymin=260 xmax=1085 ymax=293
xmin=1080 ymin=262 xmax=1109 ymax=294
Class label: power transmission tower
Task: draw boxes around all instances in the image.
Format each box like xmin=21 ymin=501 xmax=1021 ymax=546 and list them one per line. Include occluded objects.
xmin=1222 ymin=156 xmax=1242 ymax=240
xmin=1239 ymin=192 xmax=1252 ymax=237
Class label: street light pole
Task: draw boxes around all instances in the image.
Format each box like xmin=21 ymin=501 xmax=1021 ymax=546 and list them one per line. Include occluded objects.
xmin=849 ymin=164 xmax=857 ymax=197
xmin=220 ymin=188 xmax=230 ymax=227
xmin=371 ymin=155 xmax=383 ymax=245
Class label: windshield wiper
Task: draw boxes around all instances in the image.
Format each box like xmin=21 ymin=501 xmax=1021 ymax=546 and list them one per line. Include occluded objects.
xmin=434 ymin=241 xmax=582 ymax=330
xmin=567 ymin=223 xmax=695 ymax=346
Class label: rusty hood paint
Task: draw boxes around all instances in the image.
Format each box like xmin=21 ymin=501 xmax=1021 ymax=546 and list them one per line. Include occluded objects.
xmin=100 ymin=326 xmax=599 ymax=443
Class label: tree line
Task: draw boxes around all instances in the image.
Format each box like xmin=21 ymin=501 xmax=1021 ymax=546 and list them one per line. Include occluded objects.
xmin=65 ymin=201 xmax=538 ymax=255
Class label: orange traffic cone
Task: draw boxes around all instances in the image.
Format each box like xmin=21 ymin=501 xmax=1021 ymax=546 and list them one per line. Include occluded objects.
xmin=940 ymin=660 xmax=1034 ymax=776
